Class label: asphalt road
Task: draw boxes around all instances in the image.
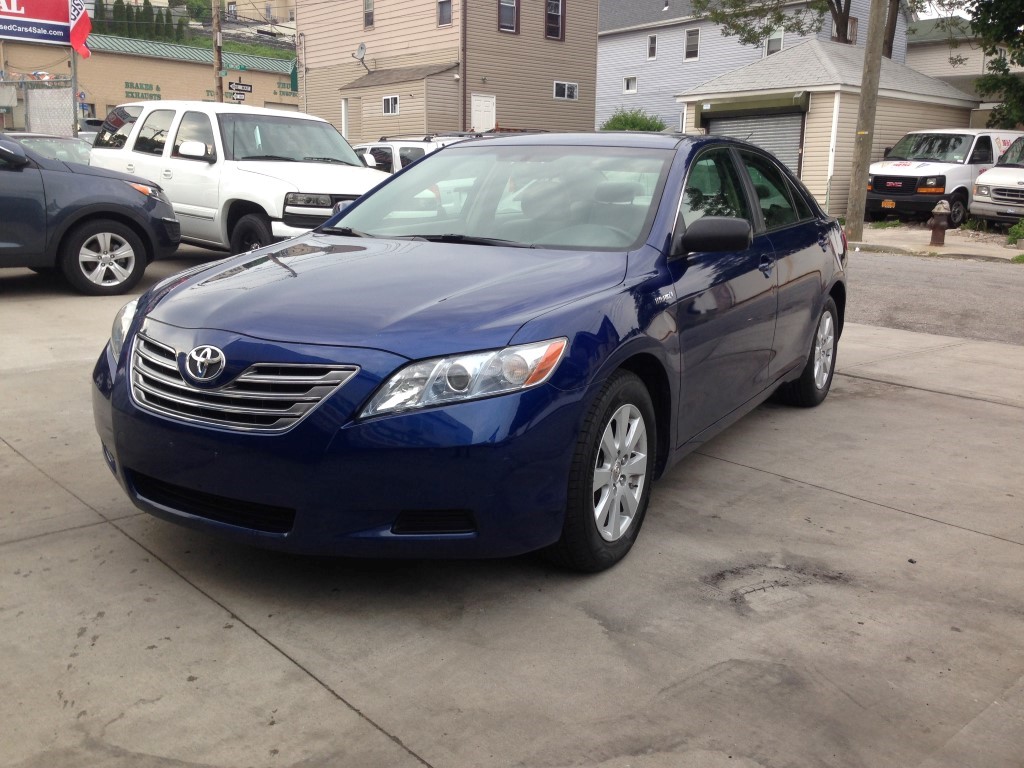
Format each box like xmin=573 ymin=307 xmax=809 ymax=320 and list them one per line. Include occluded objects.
xmin=845 ymin=250 xmax=1024 ymax=345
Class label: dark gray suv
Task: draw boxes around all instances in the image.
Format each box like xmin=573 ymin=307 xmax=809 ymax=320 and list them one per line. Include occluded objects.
xmin=0 ymin=132 xmax=180 ymax=295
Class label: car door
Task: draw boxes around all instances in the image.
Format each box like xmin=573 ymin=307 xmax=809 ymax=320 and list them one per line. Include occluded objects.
xmin=736 ymin=149 xmax=824 ymax=381
xmin=160 ymin=110 xmax=222 ymax=243
xmin=669 ymin=146 xmax=779 ymax=444
xmin=122 ymin=107 xmax=175 ymax=188
xmin=0 ymin=141 xmax=47 ymax=266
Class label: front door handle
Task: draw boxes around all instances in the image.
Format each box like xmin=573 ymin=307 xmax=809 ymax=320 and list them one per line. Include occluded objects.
xmin=162 ymin=169 xmax=173 ymax=179
xmin=759 ymin=254 xmax=775 ymax=278
xmin=126 ymin=163 xmax=134 ymax=173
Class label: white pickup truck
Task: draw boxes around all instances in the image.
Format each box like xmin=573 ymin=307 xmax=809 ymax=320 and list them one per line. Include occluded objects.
xmin=90 ymin=101 xmax=388 ymax=253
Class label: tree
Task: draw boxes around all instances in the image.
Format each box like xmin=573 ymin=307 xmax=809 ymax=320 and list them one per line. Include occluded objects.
xmin=164 ymin=9 xmax=176 ymax=40
xmin=600 ymin=108 xmax=668 ymax=132
xmin=112 ymin=0 xmax=126 ymax=35
xmin=93 ymin=0 xmax=107 ymax=32
xmin=141 ymin=0 xmax=155 ymax=39
xmin=175 ymin=17 xmax=189 ymax=42
xmin=690 ymin=0 xmax=914 ymax=60
xmin=154 ymin=8 xmax=165 ymax=39
xmin=959 ymin=1 xmax=1024 ymax=129
xmin=125 ymin=3 xmax=137 ymax=38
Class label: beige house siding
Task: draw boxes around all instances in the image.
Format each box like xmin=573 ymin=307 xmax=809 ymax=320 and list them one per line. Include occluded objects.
xmin=355 ymin=80 xmax=429 ymax=141
xmin=425 ymin=71 xmax=461 ymax=133
xmin=907 ymin=42 xmax=985 ymax=78
xmin=463 ymin=0 xmax=597 ymax=132
xmin=872 ymin=96 xmax=970 ymax=160
xmin=800 ymin=91 xmax=838 ymax=210
xmin=823 ymin=91 xmax=862 ymax=216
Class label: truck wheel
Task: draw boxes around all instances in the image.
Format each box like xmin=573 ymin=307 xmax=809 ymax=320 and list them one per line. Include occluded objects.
xmin=230 ymin=213 xmax=272 ymax=254
xmin=948 ymin=193 xmax=967 ymax=229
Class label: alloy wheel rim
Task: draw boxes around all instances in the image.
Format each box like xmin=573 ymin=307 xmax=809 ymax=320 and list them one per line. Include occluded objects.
xmin=79 ymin=232 xmax=136 ymax=286
xmin=813 ymin=312 xmax=835 ymax=389
xmin=592 ymin=403 xmax=648 ymax=542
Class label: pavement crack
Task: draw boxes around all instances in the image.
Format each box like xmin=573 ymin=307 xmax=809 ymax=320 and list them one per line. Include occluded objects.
xmin=835 ymin=371 xmax=1024 ymax=410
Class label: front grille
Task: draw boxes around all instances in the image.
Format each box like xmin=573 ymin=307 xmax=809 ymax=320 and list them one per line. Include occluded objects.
xmin=130 ymin=333 xmax=358 ymax=432
xmin=392 ymin=510 xmax=477 ymax=535
xmin=873 ymin=176 xmax=916 ymax=195
xmin=992 ymin=187 xmax=1024 ymax=204
xmin=129 ymin=470 xmax=295 ymax=533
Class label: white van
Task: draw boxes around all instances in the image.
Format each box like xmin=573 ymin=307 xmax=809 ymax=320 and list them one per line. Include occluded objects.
xmin=866 ymin=128 xmax=1024 ymax=228
xmin=90 ymin=101 xmax=389 ymax=253
xmin=970 ymin=136 xmax=1024 ymax=226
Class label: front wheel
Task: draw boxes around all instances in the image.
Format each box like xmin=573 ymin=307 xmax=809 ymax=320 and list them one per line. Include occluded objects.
xmin=59 ymin=219 xmax=146 ymax=295
xmin=948 ymin=193 xmax=968 ymax=229
xmin=230 ymin=212 xmax=273 ymax=254
xmin=548 ymin=371 xmax=656 ymax=572
xmin=776 ymin=297 xmax=838 ymax=408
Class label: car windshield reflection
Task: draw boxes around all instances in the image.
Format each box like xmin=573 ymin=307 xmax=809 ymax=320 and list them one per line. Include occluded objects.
xmin=332 ymin=144 xmax=673 ymax=251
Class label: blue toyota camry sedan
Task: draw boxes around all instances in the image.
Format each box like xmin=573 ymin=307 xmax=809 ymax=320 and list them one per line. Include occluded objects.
xmin=92 ymin=132 xmax=847 ymax=572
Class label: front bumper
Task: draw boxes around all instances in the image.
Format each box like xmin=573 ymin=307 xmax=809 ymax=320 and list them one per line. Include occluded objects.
xmin=92 ymin=328 xmax=586 ymax=559
xmin=969 ymin=199 xmax=1024 ymax=224
xmin=865 ymin=191 xmax=949 ymax=218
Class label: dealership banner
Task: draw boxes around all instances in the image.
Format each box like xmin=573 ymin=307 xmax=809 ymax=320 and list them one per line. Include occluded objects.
xmin=0 ymin=0 xmax=92 ymax=57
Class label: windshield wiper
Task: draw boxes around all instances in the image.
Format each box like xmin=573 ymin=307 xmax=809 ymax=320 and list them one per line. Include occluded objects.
xmin=885 ymin=155 xmax=907 ymax=161
xmin=406 ymin=234 xmax=535 ymax=248
xmin=239 ymin=154 xmax=296 ymax=161
xmin=321 ymin=225 xmax=374 ymax=237
xmin=303 ymin=156 xmax=360 ymax=166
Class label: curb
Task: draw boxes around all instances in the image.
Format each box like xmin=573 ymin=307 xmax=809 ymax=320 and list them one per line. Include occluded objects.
xmin=849 ymin=241 xmax=1021 ymax=264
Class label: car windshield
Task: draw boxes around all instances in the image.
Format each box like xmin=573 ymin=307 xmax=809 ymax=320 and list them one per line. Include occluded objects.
xmin=14 ymin=135 xmax=91 ymax=164
xmin=218 ymin=113 xmax=363 ymax=166
xmin=328 ymin=143 xmax=672 ymax=251
xmin=886 ymin=133 xmax=972 ymax=163
xmin=996 ymin=136 xmax=1024 ymax=167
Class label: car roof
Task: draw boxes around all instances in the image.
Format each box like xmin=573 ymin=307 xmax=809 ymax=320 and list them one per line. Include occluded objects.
xmin=444 ymin=131 xmax=701 ymax=151
xmin=116 ymin=100 xmax=329 ymax=121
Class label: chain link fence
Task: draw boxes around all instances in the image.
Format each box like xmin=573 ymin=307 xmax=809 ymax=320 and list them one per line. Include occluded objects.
xmin=0 ymin=76 xmax=76 ymax=135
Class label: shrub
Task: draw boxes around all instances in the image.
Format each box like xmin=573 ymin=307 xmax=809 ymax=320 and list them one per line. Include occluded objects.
xmin=1007 ymin=220 xmax=1024 ymax=245
xmin=600 ymin=108 xmax=667 ymax=132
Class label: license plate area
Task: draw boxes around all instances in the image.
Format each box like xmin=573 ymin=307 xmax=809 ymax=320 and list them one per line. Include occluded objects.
xmin=881 ymin=200 xmax=896 ymax=209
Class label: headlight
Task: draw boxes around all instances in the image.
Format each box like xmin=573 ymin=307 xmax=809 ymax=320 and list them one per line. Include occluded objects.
xmin=110 ymin=299 xmax=138 ymax=359
xmin=975 ymin=185 xmax=990 ymax=198
xmin=285 ymin=192 xmax=332 ymax=207
xmin=362 ymin=338 xmax=568 ymax=417
xmin=125 ymin=181 xmax=165 ymax=201
xmin=917 ymin=176 xmax=945 ymax=194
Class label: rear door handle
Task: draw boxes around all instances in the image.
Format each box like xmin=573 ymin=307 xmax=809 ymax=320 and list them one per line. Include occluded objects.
xmin=162 ymin=169 xmax=173 ymax=179
xmin=125 ymin=163 xmax=134 ymax=173
xmin=759 ymin=254 xmax=775 ymax=277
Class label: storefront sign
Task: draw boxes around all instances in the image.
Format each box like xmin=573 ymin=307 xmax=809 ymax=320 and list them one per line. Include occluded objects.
xmin=0 ymin=0 xmax=91 ymax=57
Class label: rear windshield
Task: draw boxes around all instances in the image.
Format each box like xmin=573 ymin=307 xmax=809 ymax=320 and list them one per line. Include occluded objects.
xmin=886 ymin=133 xmax=972 ymax=164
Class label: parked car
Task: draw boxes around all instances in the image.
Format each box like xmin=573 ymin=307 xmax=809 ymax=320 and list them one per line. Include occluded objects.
xmin=89 ymin=101 xmax=389 ymax=254
xmin=970 ymin=135 xmax=1024 ymax=226
xmin=866 ymin=128 xmax=1024 ymax=227
xmin=77 ymin=117 xmax=106 ymax=146
xmin=354 ymin=133 xmax=481 ymax=173
xmin=92 ymin=132 xmax=847 ymax=571
xmin=0 ymin=132 xmax=180 ymax=295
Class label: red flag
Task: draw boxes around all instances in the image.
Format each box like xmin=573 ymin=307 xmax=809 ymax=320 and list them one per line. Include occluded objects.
xmin=69 ymin=0 xmax=92 ymax=59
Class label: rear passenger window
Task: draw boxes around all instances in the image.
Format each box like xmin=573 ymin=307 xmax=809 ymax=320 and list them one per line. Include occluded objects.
xmin=133 ymin=109 xmax=175 ymax=156
xmin=369 ymin=146 xmax=394 ymax=173
xmin=680 ymin=148 xmax=752 ymax=229
xmin=93 ymin=105 xmax=143 ymax=149
xmin=739 ymin=151 xmax=798 ymax=230
xmin=398 ymin=146 xmax=425 ymax=168
xmin=172 ymin=111 xmax=216 ymax=160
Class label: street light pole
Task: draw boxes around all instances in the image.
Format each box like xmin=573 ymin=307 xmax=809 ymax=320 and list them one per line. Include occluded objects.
xmin=212 ymin=0 xmax=224 ymax=103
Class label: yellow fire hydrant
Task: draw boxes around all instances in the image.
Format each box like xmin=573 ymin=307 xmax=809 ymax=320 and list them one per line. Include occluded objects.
xmin=928 ymin=200 xmax=951 ymax=246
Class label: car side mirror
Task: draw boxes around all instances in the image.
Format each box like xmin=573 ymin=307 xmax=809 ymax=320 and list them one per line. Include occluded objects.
xmin=0 ymin=140 xmax=31 ymax=168
xmin=362 ymin=153 xmax=377 ymax=168
xmin=883 ymin=146 xmax=892 ymax=158
xmin=178 ymin=140 xmax=215 ymax=163
xmin=332 ymin=200 xmax=353 ymax=216
xmin=672 ymin=216 xmax=753 ymax=258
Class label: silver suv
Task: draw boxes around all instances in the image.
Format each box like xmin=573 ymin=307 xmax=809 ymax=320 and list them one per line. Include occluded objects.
xmin=354 ymin=133 xmax=481 ymax=174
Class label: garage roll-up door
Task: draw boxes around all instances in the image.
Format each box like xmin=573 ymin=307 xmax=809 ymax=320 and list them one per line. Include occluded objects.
xmin=708 ymin=113 xmax=803 ymax=172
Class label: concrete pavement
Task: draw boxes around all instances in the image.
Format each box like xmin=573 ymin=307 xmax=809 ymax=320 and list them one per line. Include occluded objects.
xmin=852 ymin=221 xmax=1024 ymax=262
xmin=1 ymin=258 xmax=1022 ymax=768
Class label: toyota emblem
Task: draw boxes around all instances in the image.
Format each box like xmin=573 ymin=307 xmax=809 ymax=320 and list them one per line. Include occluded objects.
xmin=185 ymin=345 xmax=226 ymax=381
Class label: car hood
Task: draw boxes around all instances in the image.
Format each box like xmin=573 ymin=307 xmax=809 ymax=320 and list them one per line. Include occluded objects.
xmin=976 ymin=166 xmax=1024 ymax=185
xmin=65 ymin=161 xmax=158 ymax=186
xmin=236 ymin=161 xmax=388 ymax=193
xmin=147 ymin=233 xmax=627 ymax=359
xmin=869 ymin=159 xmax=957 ymax=175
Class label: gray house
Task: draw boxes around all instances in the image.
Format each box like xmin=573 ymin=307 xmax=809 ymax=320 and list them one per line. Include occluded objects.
xmin=596 ymin=0 xmax=909 ymax=131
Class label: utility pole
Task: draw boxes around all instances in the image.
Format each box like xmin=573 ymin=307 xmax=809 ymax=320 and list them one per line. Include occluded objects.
xmin=844 ymin=0 xmax=888 ymax=242
xmin=212 ymin=0 xmax=224 ymax=103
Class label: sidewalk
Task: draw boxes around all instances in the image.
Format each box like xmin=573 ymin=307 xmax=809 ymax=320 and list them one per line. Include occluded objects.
xmin=851 ymin=221 xmax=1024 ymax=262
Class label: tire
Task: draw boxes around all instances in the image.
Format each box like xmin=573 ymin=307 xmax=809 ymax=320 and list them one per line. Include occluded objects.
xmin=59 ymin=219 xmax=146 ymax=296
xmin=776 ymin=297 xmax=838 ymax=408
xmin=948 ymin=193 xmax=968 ymax=229
xmin=548 ymin=371 xmax=656 ymax=573
xmin=230 ymin=212 xmax=273 ymax=254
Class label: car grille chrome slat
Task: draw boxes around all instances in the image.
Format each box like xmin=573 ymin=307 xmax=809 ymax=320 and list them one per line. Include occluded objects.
xmin=992 ymin=187 xmax=1024 ymax=204
xmin=873 ymin=176 xmax=916 ymax=195
xmin=130 ymin=333 xmax=358 ymax=432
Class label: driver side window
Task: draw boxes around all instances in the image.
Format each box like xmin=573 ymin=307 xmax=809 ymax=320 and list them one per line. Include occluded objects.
xmin=680 ymin=149 xmax=752 ymax=229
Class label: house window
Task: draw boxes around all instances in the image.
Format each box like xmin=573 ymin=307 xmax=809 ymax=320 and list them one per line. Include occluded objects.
xmin=765 ymin=27 xmax=783 ymax=56
xmin=545 ymin=0 xmax=564 ymax=41
xmin=227 ymin=1 xmax=237 ymax=17
xmin=648 ymin=34 xmax=657 ymax=59
xmin=383 ymin=95 xmax=399 ymax=115
xmin=364 ymin=0 xmax=374 ymax=28
xmin=553 ymin=81 xmax=578 ymax=100
xmin=499 ymin=0 xmax=518 ymax=33
xmin=438 ymin=0 xmax=452 ymax=26
xmin=623 ymin=76 xmax=637 ymax=94
xmin=265 ymin=2 xmax=272 ymax=20
xmin=832 ymin=16 xmax=858 ymax=44
xmin=685 ymin=29 xmax=699 ymax=60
